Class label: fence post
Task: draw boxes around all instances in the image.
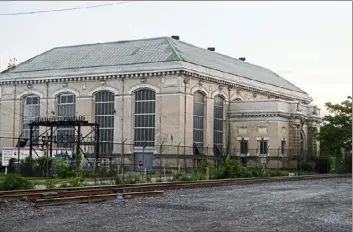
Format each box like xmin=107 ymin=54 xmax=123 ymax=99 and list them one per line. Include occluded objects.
xmin=177 ymin=142 xmax=181 ymax=175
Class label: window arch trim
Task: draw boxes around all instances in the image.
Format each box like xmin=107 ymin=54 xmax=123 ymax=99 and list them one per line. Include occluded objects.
xmin=52 ymin=88 xmax=80 ymax=98
xmin=89 ymin=86 xmax=119 ymax=96
xmin=17 ymin=90 xmax=44 ymax=99
xmin=128 ymin=84 xmax=160 ymax=94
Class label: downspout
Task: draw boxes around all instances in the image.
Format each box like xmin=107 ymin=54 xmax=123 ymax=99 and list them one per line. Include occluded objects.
xmin=183 ymin=76 xmax=189 ymax=151
xmin=121 ymin=77 xmax=125 ymax=143
xmin=227 ymin=87 xmax=232 ymax=155
xmin=183 ymin=76 xmax=189 ymax=171
xmin=46 ymin=82 xmax=49 ymax=117
xmin=12 ymin=83 xmax=17 ymax=147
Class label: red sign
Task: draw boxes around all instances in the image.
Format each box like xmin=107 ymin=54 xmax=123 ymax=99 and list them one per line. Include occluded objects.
xmin=138 ymin=160 xmax=143 ymax=168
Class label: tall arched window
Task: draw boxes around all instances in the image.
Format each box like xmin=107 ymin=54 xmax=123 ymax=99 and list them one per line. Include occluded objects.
xmin=57 ymin=92 xmax=76 ymax=148
xmin=134 ymin=89 xmax=156 ymax=147
xmin=213 ymin=95 xmax=224 ymax=155
xmin=193 ymin=91 xmax=205 ymax=154
xmin=95 ymin=91 xmax=115 ymax=154
xmin=22 ymin=95 xmax=40 ymax=141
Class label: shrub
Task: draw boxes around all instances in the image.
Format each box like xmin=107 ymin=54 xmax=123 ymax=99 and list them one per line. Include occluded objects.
xmin=267 ymin=170 xmax=289 ymax=177
xmin=244 ymin=169 xmax=254 ymax=177
xmin=114 ymin=175 xmax=123 ymax=185
xmin=146 ymin=175 xmax=152 ymax=183
xmin=2 ymin=174 xmax=35 ymax=190
xmin=7 ymin=158 xmax=18 ymax=174
xmin=45 ymin=179 xmax=58 ymax=189
xmin=68 ymin=177 xmax=84 ymax=187
xmin=20 ymin=157 xmax=37 ymax=177
xmin=36 ymin=156 xmax=53 ymax=176
xmin=59 ymin=183 xmax=68 ymax=188
xmin=180 ymin=174 xmax=194 ymax=181
xmin=300 ymin=163 xmax=313 ymax=172
xmin=258 ymin=164 xmax=266 ymax=177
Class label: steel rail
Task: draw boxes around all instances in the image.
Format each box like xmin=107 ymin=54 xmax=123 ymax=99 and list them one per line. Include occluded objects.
xmin=1 ymin=174 xmax=350 ymax=201
xmin=34 ymin=191 xmax=164 ymax=207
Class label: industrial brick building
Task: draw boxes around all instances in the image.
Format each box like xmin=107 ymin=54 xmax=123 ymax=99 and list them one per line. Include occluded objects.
xmin=0 ymin=36 xmax=321 ymax=170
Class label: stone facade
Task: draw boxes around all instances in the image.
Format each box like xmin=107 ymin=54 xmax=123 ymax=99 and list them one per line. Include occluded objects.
xmin=0 ymin=39 xmax=322 ymax=169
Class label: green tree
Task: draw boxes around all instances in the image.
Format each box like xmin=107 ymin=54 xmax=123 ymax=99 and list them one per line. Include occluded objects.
xmin=317 ymin=96 xmax=352 ymax=172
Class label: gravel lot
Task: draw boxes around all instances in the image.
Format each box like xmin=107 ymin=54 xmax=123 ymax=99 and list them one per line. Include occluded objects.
xmin=0 ymin=178 xmax=351 ymax=232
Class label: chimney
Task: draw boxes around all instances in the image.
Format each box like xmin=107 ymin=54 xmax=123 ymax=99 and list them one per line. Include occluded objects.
xmin=207 ymin=47 xmax=215 ymax=51
xmin=239 ymin=57 xmax=246 ymax=61
xmin=171 ymin=35 xmax=180 ymax=40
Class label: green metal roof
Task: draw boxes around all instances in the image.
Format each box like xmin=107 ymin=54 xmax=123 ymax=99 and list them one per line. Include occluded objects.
xmin=3 ymin=37 xmax=306 ymax=93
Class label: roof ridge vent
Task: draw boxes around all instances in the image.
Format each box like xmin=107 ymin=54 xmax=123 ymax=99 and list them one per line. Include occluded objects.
xmin=171 ymin=35 xmax=180 ymax=40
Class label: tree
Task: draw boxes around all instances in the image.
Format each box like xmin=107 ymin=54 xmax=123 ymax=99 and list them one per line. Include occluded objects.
xmin=317 ymin=96 xmax=352 ymax=154
xmin=316 ymin=96 xmax=352 ymax=172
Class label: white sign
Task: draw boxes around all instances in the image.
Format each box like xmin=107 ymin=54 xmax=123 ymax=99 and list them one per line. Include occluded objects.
xmin=1 ymin=147 xmax=73 ymax=166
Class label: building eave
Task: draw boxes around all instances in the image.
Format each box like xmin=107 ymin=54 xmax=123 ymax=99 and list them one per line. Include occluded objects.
xmin=0 ymin=61 xmax=313 ymax=103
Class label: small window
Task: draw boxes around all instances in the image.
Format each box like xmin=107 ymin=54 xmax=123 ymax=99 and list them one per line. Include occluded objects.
xmin=240 ymin=140 xmax=248 ymax=154
xmin=260 ymin=140 xmax=268 ymax=154
xmin=281 ymin=140 xmax=286 ymax=155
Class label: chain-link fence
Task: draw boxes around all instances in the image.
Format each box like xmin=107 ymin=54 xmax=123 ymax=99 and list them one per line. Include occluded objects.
xmin=2 ymin=136 xmax=341 ymax=179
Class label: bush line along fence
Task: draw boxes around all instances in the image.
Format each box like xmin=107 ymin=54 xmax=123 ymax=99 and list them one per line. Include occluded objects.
xmin=0 ymin=138 xmax=351 ymax=177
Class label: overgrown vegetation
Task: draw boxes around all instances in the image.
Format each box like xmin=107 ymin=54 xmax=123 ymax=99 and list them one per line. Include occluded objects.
xmin=176 ymin=156 xmax=289 ymax=181
xmin=6 ymin=152 xmax=85 ymax=178
xmin=0 ymin=174 xmax=35 ymax=190
xmin=316 ymin=96 xmax=352 ymax=174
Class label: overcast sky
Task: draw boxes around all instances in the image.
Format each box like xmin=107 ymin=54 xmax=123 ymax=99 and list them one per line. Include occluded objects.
xmin=0 ymin=1 xmax=351 ymax=115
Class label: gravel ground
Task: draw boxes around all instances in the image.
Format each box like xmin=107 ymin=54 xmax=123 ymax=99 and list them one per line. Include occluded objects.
xmin=0 ymin=178 xmax=351 ymax=232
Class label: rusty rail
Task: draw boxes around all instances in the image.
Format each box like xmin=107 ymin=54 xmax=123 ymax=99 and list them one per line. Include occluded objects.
xmin=34 ymin=191 xmax=164 ymax=207
xmin=1 ymin=174 xmax=349 ymax=202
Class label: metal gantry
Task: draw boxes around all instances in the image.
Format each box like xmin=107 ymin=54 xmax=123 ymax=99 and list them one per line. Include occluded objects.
xmin=26 ymin=116 xmax=100 ymax=171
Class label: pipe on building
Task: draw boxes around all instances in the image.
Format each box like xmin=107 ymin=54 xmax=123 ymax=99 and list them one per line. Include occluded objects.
xmin=121 ymin=77 xmax=125 ymax=143
xmin=12 ymin=84 xmax=17 ymax=147
xmin=183 ymin=76 xmax=189 ymax=155
xmin=227 ymin=87 xmax=232 ymax=154
xmin=46 ymin=81 xmax=49 ymax=117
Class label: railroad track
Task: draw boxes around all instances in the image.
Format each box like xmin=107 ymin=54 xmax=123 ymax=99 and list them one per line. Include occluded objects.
xmin=0 ymin=174 xmax=349 ymax=207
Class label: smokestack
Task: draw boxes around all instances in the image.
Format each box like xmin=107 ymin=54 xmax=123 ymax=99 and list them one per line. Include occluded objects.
xmin=171 ymin=35 xmax=180 ymax=40
xmin=239 ymin=57 xmax=246 ymax=61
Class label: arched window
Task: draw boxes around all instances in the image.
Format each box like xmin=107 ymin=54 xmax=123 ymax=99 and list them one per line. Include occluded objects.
xmin=193 ymin=91 xmax=205 ymax=154
xmin=213 ymin=95 xmax=224 ymax=155
xmin=134 ymin=89 xmax=156 ymax=147
xmin=95 ymin=91 xmax=115 ymax=154
xmin=22 ymin=95 xmax=40 ymax=140
xmin=57 ymin=92 xmax=76 ymax=148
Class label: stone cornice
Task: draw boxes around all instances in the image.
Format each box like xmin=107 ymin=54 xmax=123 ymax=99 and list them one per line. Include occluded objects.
xmin=0 ymin=68 xmax=311 ymax=103
xmin=229 ymin=111 xmax=322 ymax=123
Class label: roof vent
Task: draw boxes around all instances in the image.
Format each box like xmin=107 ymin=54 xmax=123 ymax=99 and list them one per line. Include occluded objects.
xmin=207 ymin=47 xmax=215 ymax=51
xmin=239 ymin=57 xmax=246 ymax=61
xmin=171 ymin=35 xmax=180 ymax=40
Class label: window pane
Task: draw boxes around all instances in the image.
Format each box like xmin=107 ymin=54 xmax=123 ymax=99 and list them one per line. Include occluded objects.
xmin=94 ymin=91 xmax=115 ymax=153
xmin=213 ymin=95 xmax=224 ymax=146
xmin=22 ymin=95 xmax=40 ymax=141
xmin=134 ymin=89 xmax=156 ymax=146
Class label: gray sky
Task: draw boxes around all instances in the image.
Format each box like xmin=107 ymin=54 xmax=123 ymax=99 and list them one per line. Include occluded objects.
xmin=0 ymin=1 xmax=351 ymax=115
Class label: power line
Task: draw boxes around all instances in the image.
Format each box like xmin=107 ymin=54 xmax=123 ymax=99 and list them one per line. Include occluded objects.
xmin=0 ymin=1 xmax=133 ymax=16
